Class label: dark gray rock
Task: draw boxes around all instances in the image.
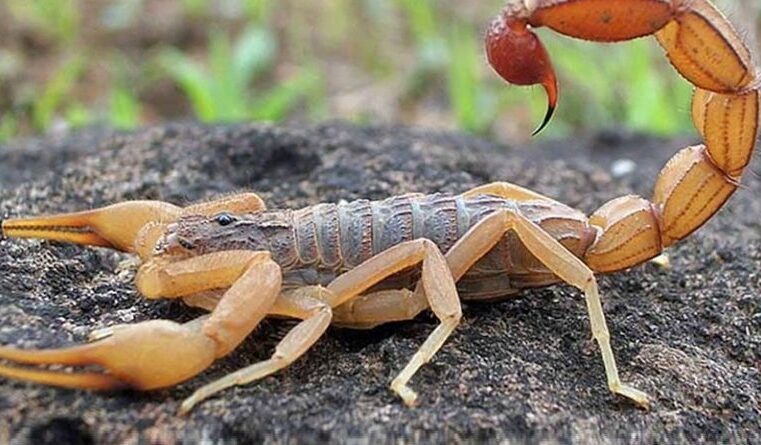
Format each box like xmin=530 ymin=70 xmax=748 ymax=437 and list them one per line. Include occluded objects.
xmin=0 ymin=123 xmax=759 ymax=444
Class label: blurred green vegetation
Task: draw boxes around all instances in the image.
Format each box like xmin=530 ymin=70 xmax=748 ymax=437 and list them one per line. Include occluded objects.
xmin=0 ymin=0 xmax=754 ymax=143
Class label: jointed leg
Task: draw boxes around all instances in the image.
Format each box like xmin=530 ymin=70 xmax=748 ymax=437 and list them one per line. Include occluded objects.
xmin=137 ymin=250 xmax=274 ymax=304
xmin=445 ymin=209 xmax=649 ymax=408
xmin=143 ymin=250 xmax=282 ymax=356
xmin=326 ymin=239 xmax=462 ymax=406
xmin=182 ymin=291 xmax=224 ymax=311
xmin=178 ymin=286 xmax=333 ymax=414
xmin=332 ymin=289 xmax=428 ymax=328
xmin=77 ymin=257 xmax=333 ymax=415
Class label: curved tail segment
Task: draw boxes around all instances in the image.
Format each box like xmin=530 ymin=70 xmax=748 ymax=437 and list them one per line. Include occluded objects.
xmin=485 ymin=5 xmax=558 ymax=135
xmin=487 ymin=0 xmax=759 ymax=273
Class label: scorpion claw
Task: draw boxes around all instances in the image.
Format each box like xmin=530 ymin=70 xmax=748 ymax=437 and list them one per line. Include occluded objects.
xmin=0 ymin=320 xmax=218 ymax=392
xmin=1 ymin=201 xmax=181 ymax=253
xmin=0 ymin=362 xmax=126 ymax=390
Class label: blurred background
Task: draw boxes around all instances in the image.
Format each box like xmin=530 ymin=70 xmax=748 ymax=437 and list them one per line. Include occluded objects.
xmin=0 ymin=0 xmax=758 ymax=144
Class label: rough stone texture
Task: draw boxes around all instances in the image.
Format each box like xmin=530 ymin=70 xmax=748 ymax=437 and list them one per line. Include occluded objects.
xmin=0 ymin=122 xmax=759 ymax=444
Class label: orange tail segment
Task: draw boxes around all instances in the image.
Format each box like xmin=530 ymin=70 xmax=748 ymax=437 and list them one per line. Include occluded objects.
xmin=485 ymin=10 xmax=558 ymax=135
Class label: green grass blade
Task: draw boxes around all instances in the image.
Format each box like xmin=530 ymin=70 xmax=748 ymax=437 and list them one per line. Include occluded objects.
xmin=160 ymin=49 xmax=216 ymax=121
xmin=110 ymin=87 xmax=142 ymax=129
xmin=233 ymin=26 xmax=277 ymax=87
xmin=32 ymin=56 xmax=84 ymax=131
xmin=250 ymin=68 xmax=321 ymax=121
xmin=64 ymin=102 xmax=92 ymax=129
xmin=209 ymin=29 xmax=245 ymax=121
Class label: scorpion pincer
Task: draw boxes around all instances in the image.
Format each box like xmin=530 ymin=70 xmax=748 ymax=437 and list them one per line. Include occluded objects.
xmin=0 ymin=0 xmax=758 ymax=414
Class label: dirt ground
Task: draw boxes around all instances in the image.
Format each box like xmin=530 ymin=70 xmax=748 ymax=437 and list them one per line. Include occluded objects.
xmin=0 ymin=122 xmax=759 ymax=444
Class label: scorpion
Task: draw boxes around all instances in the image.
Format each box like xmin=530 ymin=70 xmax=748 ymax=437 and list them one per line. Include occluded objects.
xmin=0 ymin=0 xmax=758 ymax=415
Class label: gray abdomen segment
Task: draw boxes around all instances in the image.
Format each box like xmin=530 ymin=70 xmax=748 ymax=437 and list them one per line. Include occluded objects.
xmin=279 ymin=193 xmax=593 ymax=300
xmin=290 ymin=194 xmax=497 ymax=269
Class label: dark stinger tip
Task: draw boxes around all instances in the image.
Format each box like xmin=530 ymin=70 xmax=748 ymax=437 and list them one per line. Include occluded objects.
xmin=532 ymin=104 xmax=555 ymax=136
xmin=532 ymin=74 xmax=558 ymax=137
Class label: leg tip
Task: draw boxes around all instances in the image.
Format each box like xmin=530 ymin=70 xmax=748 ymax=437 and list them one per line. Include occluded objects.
xmin=648 ymin=253 xmax=671 ymax=269
xmin=612 ymin=384 xmax=651 ymax=410
xmin=177 ymin=397 xmax=197 ymax=416
xmin=391 ymin=381 xmax=419 ymax=407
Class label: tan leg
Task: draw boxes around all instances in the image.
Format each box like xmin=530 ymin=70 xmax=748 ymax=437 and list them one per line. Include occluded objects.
xmin=182 ymin=291 xmax=224 ymax=311
xmin=0 ymin=250 xmax=282 ymax=395
xmin=177 ymin=288 xmax=429 ymax=410
xmin=137 ymin=250 xmax=275 ymax=301
xmin=138 ymin=250 xmax=284 ymax=356
xmin=326 ymin=239 xmax=462 ymax=406
xmin=178 ymin=286 xmax=333 ymax=414
xmin=462 ymin=181 xmax=560 ymax=203
xmin=332 ymin=289 xmax=428 ymax=328
xmin=179 ymin=287 xmax=428 ymax=328
xmin=445 ymin=209 xmax=650 ymax=408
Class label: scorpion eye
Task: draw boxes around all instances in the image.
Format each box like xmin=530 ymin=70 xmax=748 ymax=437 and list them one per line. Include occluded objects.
xmin=214 ymin=212 xmax=236 ymax=226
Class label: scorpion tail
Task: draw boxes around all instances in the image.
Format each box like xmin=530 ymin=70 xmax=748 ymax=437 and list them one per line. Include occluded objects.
xmin=485 ymin=10 xmax=558 ymax=136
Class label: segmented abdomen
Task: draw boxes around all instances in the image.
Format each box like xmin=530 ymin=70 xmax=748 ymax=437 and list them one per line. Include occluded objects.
xmin=283 ymin=193 xmax=593 ymax=299
xmin=291 ymin=194 xmax=487 ymax=270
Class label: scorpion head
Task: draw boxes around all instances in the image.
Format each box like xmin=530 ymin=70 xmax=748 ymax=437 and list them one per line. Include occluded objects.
xmin=155 ymin=211 xmax=277 ymax=257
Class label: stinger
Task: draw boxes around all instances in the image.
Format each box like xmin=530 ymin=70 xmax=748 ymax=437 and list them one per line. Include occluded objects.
xmin=485 ymin=13 xmax=558 ymax=135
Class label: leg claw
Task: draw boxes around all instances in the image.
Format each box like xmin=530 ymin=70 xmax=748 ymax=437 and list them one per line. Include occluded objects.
xmin=391 ymin=380 xmax=419 ymax=407
xmin=612 ymin=383 xmax=651 ymax=410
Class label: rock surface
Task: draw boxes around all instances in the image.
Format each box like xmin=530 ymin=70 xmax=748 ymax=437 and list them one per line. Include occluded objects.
xmin=0 ymin=123 xmax=759 ymax=444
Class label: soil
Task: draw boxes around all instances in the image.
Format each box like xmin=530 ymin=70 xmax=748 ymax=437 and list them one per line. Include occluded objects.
xmin=0 ymin=122 xmax=759 ymax=444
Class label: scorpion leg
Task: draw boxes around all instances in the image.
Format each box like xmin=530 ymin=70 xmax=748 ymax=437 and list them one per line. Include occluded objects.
xmin=332 ymin=289 xmax=428 ymax=329
xmin=0 ymin=250 xmax=282 ymax=396
xmin=181 ymin=291 xmax=225 ymax=311
xmin=178 ymin=286 xmax=333 ymax=414
xmin=326 ymin=239 xmax=462 ymax=406
xmin=445 ymin=208 xmax=650 ymax=408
